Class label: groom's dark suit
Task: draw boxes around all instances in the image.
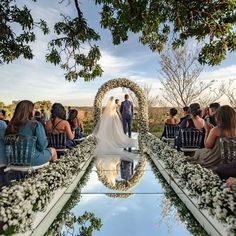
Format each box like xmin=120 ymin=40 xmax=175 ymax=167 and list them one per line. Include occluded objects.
xmin=120 ymin=100 xmax=133 ymax=138
xmin=120 ymin=160 xmax=134 ymax=181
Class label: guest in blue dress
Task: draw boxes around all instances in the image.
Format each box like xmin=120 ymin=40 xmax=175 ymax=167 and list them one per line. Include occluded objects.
xmin=5 ymin=100 xmax=57 ymax=166
xmin=0 ymin=120 xmax=7 ymax=165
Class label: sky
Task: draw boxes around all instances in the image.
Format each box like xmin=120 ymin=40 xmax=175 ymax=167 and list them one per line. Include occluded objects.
xmin=66 ymin=160 xmax=196 ymax=236
xmin=1 ymin=0 xmax=236 ymax=107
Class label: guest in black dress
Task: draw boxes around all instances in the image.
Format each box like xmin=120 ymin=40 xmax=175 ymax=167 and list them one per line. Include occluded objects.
xmin=208 ymin=102 xmax=220 ymax=127
xmin=175 ymin=103 xmax=205 ymax=150
xmin=179 ymin=106 xmax=190 ymax=124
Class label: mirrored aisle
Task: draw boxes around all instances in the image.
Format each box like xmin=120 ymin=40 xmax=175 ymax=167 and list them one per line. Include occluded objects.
xmin=46 ymin=153 xmax=208 ymax=236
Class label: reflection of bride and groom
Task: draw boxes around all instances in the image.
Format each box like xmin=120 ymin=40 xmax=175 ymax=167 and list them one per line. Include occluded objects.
xmin=94 ymin=94 xmax=137 ymax=186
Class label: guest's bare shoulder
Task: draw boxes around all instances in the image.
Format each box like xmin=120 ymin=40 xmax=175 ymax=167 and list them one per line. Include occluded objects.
xmin=211 ymin=126 xmax=221 ymax=137
xmin=45 ymin=120 xmax=52 ymax=129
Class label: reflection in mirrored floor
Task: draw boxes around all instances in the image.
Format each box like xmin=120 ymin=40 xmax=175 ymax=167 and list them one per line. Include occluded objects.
xmin=46 ymin=155 xmax=208 ymax=236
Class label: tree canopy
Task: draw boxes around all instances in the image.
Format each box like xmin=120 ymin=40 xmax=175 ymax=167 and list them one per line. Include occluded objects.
xmin=1 ymin=0 xmax=235 ymax=81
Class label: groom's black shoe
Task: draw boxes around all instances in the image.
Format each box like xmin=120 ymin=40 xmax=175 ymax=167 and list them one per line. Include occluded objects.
xmin=128 ymin=148 xmax=131 ymax=152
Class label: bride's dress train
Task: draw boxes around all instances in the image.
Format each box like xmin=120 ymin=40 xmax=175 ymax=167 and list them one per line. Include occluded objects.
xmin=96 ymin=155 xmax=121 ymax=186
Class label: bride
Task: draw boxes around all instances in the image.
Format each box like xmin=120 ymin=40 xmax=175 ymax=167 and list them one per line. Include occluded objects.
xmin=93 ymin=96 xmax=137 ymax=157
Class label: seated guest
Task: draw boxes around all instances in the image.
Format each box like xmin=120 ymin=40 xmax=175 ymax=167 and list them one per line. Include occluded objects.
xmin=179 ymin=106 xmax=190 ymax=124
xmin=226 ymin=177 xmax=236 ymax=187
xmin=45 ymin=103 xmax=75 ymax=148
xmin=34 ymin=111 xmax=45 ymax=127
xmin=40 ymin=108 xmax=49 ymax=124
xmin=67 ymin=109 xmax=84 ymax=138
xmin=179 ymin=103 xmax=205 ymax=130
xmin=0 ymin=110 xmax=9 ymax=125
xmin=215 ymin=161 xmax=236 ymax=179
xmin=0 ymin=120 xmax=7 ymax=187
xmin=208 ymin=102 xmax=220 ymax=127
xmin=66 ymin=106 xmax=71 ymax=119
xmin=187 ymin=105 xmax=236 ymax=170
xmin=202 ymin=106 xmax=210 ymax=119
xmin=165 ymin=108 xmax=180 ymax=124
xmin=175 ymin=103 xmax=205 ymax=150
xmin=0 ymin=120 xmax=7 ymax=165
xmin=5 ymin=100 xmax=57 ymax=165
xmin=161 ymin=108 xmax=179 ymax=140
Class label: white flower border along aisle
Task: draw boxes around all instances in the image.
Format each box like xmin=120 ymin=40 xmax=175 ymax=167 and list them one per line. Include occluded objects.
xmin=93 ymin=78 xmax=149 ymax=139
xmin=141 ymin=132 xmax=236 ymax=235
xmin=0 ymin=135 xmax=97 ymax=235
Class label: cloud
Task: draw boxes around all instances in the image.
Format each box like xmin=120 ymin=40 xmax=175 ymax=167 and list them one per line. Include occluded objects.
xmin=80 ymin=171 xmax=102 ymax=192
xmin=99 ymin=50 xmax=134 ymax=72
xmin=111 ymin=206 xmax=128 ymax=216
xmin=122 ymin=75 xmax=162 ymax=98
xmin=200 ymin=65 xmax=236 ymax=81
xmin=98 ymin=49 xmax=152 ymax=78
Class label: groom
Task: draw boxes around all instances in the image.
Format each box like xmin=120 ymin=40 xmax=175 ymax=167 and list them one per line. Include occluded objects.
xmin=120 ymin=94 xmax=133 ymax=140
xmin=120 ymin=159 xmax=134 ymax=181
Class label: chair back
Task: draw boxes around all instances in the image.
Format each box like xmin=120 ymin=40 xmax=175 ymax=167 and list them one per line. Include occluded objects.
xmin=165 ymin=124 xmax=179 ymax=139
xmin=74 ymin=128 xmax=83 ymax=139
xmin=5 ymin=135 xmax=37 ymax=166
xmin=47 ymin=132 xmax=67 ymax=149
xmin=180 ymin=128 xmax=203 ymax=149
xmin=220 ymin=136 xmax=236 ymax=163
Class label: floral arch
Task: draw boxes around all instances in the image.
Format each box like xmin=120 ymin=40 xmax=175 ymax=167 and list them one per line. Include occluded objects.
xmin=93 ymin=78 xmax=149 ymax=134
xmin=96 ymin=157 xmax=146 ymax=192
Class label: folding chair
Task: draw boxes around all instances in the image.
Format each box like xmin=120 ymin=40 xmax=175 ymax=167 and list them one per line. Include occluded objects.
xmin=47 ymin=132 xmax=69 ymax=156
xmin=162 ymin=124 xmax=179 ymax=144
xmin=73 ymin=128 xmax=85 ymax=144
xmin=220 ymin=136 xmax=236 ymax=163
xmin=180 ymin=128 xmax=204 ymax=152
xmin=4 ymin=134 xmax=49 ymax=173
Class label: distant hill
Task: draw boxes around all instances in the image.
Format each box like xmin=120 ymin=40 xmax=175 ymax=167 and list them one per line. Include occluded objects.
xmin=67 ymin=106 xmax=180 ymax=124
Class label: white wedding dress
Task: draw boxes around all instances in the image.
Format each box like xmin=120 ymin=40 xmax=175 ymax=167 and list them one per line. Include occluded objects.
xmin=93 ymin=96 xmax=137 ymax=157
xmin=96 ymin=156 xmax=121 ymax=186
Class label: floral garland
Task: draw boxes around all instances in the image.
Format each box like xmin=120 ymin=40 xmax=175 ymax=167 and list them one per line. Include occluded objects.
xmin=0 ymin=135 xmax=97 ymax=235
xmin=46 ymin=161 xmax=103 ymax=236
xmin=148 ymin=156 xmax=208 ymax=235
xmin=93 ymin=78 xmax=149 ymax=135
xmin=96 ymin=157 xmax=146 ymax=192
xmin=141 ymin=132 xmax=236 ymax=235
